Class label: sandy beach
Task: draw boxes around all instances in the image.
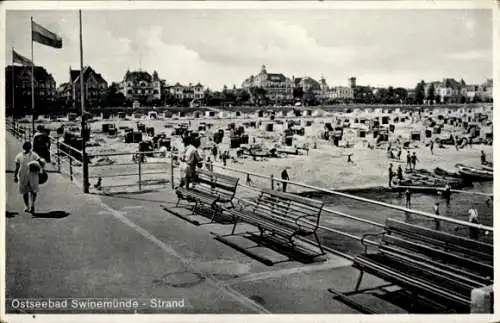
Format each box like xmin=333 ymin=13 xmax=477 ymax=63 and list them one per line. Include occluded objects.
xmin=17 ymin=105 xmax=493 ymax=193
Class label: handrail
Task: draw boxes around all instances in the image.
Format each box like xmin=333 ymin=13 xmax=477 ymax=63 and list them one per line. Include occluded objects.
xmin=236 ymin=182 xmax=384 ymax=228
xmin=209 ymin=162 xmax=492 ymax=232
xmin=87 ymin=150 xmax=173 ymax=157
xmin=391 ymin=184 xmax=492 ymax=197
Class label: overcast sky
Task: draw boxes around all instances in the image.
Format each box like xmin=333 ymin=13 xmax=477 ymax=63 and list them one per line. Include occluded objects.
xmin=6 ymin=9 xmax=492 ymax=90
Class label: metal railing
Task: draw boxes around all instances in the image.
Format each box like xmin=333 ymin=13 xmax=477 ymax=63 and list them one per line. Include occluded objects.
xmin=6 ymin=120 xmax=174 ymax=193
xmin=206 ymin=162 xmax=493 ymax=233
xmin=86 ymin=150 xmax=175 ymax=192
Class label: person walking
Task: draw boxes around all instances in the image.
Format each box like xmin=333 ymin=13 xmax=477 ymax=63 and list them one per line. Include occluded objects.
xmin=388 ymin=163 xmax=394 ymax=187
xmin=411 ymin=152 xmax=418 ymax=171
xmin=405 ymin=188 xmax=412 ymax=208
xmin=281 ymin=168 xmax=290 ymax=192
xmin=433 ymin=202 xmax=441 ymax=231
xmin=14 ymin=141 xmax=45 ymax=214
xmin=429 ymin=140 xmax=434 ymax=155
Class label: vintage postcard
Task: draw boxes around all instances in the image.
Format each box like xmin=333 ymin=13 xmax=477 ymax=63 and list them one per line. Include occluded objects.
xmin=1 ymin=1 xmax=497 ymax=322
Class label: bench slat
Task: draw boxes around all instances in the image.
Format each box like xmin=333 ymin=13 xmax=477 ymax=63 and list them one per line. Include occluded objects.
xmin=382 ymin=235 xmax=493 ymax=278
xmin=355 ymin=255 xmax=470 ymax=308
xmin=386 ymin=218 xmax=493 ymax=257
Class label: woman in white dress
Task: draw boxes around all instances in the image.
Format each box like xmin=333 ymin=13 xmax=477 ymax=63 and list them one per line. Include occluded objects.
xmin=14 ymin=141 xmax=45 ymax=213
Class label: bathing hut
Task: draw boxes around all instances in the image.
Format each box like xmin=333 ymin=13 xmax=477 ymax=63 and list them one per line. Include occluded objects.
xmin=219 ymin=111 xmax=229 ymax=118
xmin=312 ymin=108 xmax=325 ymax=117
xmin=410 ymin=130 xmax=421 ymax=141
xmin=147 ymin=111 xmax=158 ymax=119
xmin=381 ymin=115 xmax=390 ymax=125
xmin=118 ymin=112 xmax=126 ymax=120
xmin=192 ymin=110 xmax=202 ymax=118
xmin=257 ymin=110 xmax=264 ymax=118
xmin=178 ymin=111 xmax=186 ymax=118
xmin=205 ymin=111 xmax=216 ymax=118
xmin=235 ymin=111 xmax=242 ymax=118
xmin=302 ymin=109 xmax=313 ymax=117
xmin=286 ymin=110 xmax=296 ymax=118
xmin=133 ymin=111 xmax=143 ymax=120
xmin=67 ymin=112 xmax=77 ymax=121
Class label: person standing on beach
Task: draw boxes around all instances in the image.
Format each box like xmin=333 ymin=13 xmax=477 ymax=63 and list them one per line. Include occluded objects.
xmin=397 ymin=165 xmax=403 ymax=182
xmin=429 ymin=140 xmax=434 ymax=155
xmin=433 ymin=202 xmax=441 ymax=230
xmin=212 ymin=144 xmax=218 ymax=161
xmin=281 ymin=168 xmax=290 ymax=192
xmin=406 ymin=151 xmax=412 ymax=171
xmin=442 ymin=183 xmax=451 ymax=207
xmin=14 ymin=142 xmax=45 ymax=214
xmin=347 ymin=153 xmax=354 ymax=164
xmin=411 ymin=152 xmax=418 ymax=171
xmin=480 ymin=150 xmax=486 ymax=165
xmin=405 ymin=189 xmax=412 ymax=208
xmin=388 ymin=164 xmax=394 ymax=187
xmin=468 ymin=207 xmax=480 ymax=240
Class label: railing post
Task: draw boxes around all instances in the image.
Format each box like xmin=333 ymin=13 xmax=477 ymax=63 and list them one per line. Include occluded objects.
xmin=138 ymin=156 xmax=142 ymax=191
xmin=56 ymin=140 xmax=61 ymax=173
xmin=69 ymin=158 xmax=73 ymax=181
xmin=270 ymin=174 xmax=274 ymax=190
xmin=170 ymin=152 xmax=175 ymax=189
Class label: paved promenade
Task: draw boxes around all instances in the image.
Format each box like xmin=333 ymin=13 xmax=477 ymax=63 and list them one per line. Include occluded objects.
xmin=5 ymin=132 xmax=372 ymax=315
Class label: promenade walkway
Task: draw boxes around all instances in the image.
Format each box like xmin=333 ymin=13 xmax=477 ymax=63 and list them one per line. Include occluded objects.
xmin=6 ymin=132 xmax=398 ymax=315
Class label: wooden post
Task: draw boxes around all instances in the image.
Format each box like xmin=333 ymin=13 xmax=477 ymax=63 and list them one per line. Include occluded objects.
xmin=170 ymin=152 xmax=175 ymax=189
xmin=56 ymin=140 xmax=61 ymax=173
xmin=69 ymin=158 xmax=73 ymax=181
xmin=270 ymin=174 xmax=274 ymax=190
xmin=138 ymin=157 xmax=142 ymax=191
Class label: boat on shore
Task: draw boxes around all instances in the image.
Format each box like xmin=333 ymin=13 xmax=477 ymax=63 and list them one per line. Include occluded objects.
xmin=455 ymin=163 xmax=493 ymax=181
xmin=434 ymin=167 xmax=462 ymax=179
xmin=482 ymin=165 xmax=493 ymax=172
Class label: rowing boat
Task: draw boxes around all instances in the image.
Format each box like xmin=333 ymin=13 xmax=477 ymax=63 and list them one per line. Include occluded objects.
xmin=455 ymin=163 xmax=493 ymax=181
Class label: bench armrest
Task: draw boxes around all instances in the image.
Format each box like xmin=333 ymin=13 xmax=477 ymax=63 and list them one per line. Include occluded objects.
xmin=236 ymin=198 xmax=253 ymax=210
xmin=360 ymin=231 xmax=385 ymax=254
xmin=295 ymin=215 xmax=319 ymax=232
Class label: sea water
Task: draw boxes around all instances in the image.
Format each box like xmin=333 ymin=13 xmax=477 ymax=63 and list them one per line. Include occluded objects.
xmin=314 ymin=182 xmax=493 ymax=256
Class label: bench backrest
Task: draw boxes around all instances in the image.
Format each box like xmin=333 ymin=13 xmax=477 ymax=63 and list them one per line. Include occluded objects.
xmin=252 ymin=188 xmax=324 ymax=230
xmin=196 ymin=169 xmax=239 ymax=201
xmin=385 ymin=218 xmax=493 ymax=263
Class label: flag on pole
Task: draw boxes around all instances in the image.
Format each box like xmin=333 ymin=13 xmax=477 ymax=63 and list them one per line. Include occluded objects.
xmin=12 ymin=49 xmax=33 ymax=66
xmin=32 ymin=20 xmax=62 ymax=48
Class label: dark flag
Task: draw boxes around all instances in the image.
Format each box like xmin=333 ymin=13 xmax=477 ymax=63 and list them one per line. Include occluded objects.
xmin=32 ymin=20 xmax=63 ymax=48
xmin=12 ymin=49 xmax=33 ymax=66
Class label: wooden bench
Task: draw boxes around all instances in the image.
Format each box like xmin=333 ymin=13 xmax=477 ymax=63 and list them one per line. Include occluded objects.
xmin=228 ymin=188 xmax=325 ymax=255
xmin=175 ymin=169 xmax=239 ymax=222
xmin=329 ymin=218 xmax=493 ymax=313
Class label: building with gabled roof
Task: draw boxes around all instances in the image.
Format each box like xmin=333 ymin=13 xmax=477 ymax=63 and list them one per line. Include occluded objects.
xmin=241 ymin=65 xmax=294 ymax=103
xmin=5 ymin=65 xmax=56 ymax=116
xmin=120 ymin=69 xmax=162 ymax=103
xmin=68 ymin=66 xmax=108 ymax=109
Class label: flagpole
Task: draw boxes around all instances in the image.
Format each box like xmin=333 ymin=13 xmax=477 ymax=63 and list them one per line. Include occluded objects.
xmin=12 ymin=47 xmax=15 ymax=121
xmin=79 ymin=9 xmax=89 ymax=193
xmin=30 ymin=16 xmax=35 ymax=135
